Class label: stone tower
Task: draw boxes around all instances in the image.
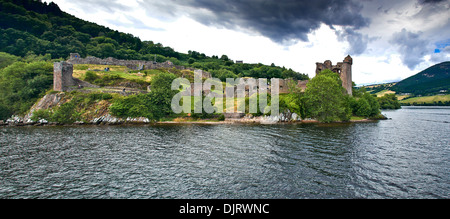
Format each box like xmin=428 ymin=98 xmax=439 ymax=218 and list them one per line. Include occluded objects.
xmin=315 ymin=55 xmax=353 ymax=96
xmin=341 ymin=55 xmax=353 ymax=96
xmin=54 ymin=61 xmax=76 ymax=92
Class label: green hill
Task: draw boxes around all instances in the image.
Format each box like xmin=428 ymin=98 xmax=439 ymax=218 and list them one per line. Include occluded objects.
xmin=391 ymin=62 xmax=450 ymax=95
xmin=0 ymin=0 xmax=308 ymax=80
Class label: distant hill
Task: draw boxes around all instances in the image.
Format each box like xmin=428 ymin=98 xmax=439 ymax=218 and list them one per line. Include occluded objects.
xmin=391 ymin=62 xmax=450 ymax=95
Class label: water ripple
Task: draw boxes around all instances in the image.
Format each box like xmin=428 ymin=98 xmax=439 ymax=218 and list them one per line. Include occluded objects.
xmin=1 ymin=107 xmax=449 ymax=199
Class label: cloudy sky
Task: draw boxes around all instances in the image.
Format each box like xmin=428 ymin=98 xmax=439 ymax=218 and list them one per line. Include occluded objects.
xmin=48 ymin=0 xmax=450 ymax=85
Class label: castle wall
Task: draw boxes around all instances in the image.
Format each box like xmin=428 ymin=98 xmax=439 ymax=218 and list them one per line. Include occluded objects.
xmin=315 ymin=56 xmax=353 ymax=96
xmin=60 ymin=53 xmax=306 ymax=96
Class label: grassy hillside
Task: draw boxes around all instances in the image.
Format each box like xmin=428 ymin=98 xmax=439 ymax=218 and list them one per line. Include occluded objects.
xmin=400 ymin=95 xmax=450 ymax=106
xmin=363 ymin=62 xmax=450 ymax=106
xmin=391 ymin=62 xmax=450 ymax=96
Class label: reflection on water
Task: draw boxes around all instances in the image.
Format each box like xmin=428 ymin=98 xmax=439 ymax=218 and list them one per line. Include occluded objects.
xmin=0 ymin=106 xmax=449 ymax=199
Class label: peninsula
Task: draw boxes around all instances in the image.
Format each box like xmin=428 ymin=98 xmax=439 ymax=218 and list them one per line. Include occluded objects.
xmin=0 ymin=0 xmax=390 ymax=126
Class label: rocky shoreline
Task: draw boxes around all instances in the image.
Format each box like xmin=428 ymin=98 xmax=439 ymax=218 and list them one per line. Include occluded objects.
xmin=0 ymin=113 xmax=382 ymax=127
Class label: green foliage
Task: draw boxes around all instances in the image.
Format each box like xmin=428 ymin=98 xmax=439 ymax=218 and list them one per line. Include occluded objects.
xmin=280 ymin=92 xmax=306 ymax=119
xmin=151 ymin=72 xmax=177 ymax=92
xmin=30 ymin=108 xmax=52 ymax=121
xmin=88 ymin=92 xmax=113 ymax=101
xmin=110 ymin=72 xmax=178 ymax=120
xmin=109 ymin=94 xmax=153 ymax=119
xmin=0 ymin=104 xmax=11 ymax=120
xmin=0 ymin=51 xmax=19 ymax=68
xmin=50 ymin=101 xmax=80 ymax=124
xmin=31 ymin=95 xmax=91 ymax=124
xmin=84 ymin=71 xmax=100 ymax=82
xmin=149 ymin=72 xmax=179 ymax=118
xmin=349 ymin=91 xmax=382 ymax=118
xmin=244 ymin=93 xmax=265 ymax=116
xmin=355 ymin=98 xmax=371 ymax=117
xmin=191 ymin=97 xmax=214 ymax=119
xmin=0 ymin=61 xmax=53 ymax=116
xmin=304 ymin=70 xmax=351 ymax=123
xmin=218 ymin=114 xmax=225 ymax=121
xmin=352 ymin=82 xmax=367 ymax=98
xmin=363 ymin=92 xmax=381 ymax=116
xmin=211 ymin=69 xmax=237 ymax=81
xmin=378 ymin=93 xmax=401 ymax=109
xmin=84 ymin=71 xmax=149 ymax=89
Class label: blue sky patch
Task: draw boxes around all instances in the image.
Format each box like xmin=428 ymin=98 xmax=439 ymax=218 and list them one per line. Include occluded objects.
xmin=435 ymin=39 xmax=450 ymax=53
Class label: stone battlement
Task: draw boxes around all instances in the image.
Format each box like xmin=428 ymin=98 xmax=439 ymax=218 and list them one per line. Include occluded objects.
xmin=316 ymin=55 xmax=353 ymax=95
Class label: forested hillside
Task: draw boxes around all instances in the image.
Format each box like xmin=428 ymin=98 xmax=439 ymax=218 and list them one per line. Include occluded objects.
xmin=0 ymin=0 xmax=309 ymax=80
xmin=391 ymin=62 xmax=450 ymax=95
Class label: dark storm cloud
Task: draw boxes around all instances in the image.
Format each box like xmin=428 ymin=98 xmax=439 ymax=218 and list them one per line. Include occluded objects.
xmin=419 ymin=0 xmax=447 ymax=4
xmin=141 ymin=0 xmax=371 ymax=45
xmin=390 ymin=29 xmax=430 ymax=70
xmin=335 ymin=27 xmax=375 ymax=55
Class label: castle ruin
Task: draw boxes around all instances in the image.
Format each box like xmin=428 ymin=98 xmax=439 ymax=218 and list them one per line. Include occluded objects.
xmin=55 ymin=53 xmax=350 ymax=97
xmin=54 ymin=61 xmax=101 ymax=92
xmin=316 ymin=55 xmax=353 ymax=96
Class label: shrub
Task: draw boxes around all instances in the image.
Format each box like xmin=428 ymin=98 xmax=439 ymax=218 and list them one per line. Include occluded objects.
xmin=84 ymin=71 xmax=100 ymax=83
xmin=0 ymin=104 xmax=11 ymax=120
xmin=109 ymin=94 xmax=156 ymax=120
xmin=89 ymin=92 xmax=113 ymax=101
xmin=30 ymin=109 xmax=52 ymax=121
xmin=51 ymin=102 xmax=80 ymax=124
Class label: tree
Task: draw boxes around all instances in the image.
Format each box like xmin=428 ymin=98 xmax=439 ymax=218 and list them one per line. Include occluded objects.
xmin=304 ymin=70 xmax=351 ymax=122
xmin=355 ymin=98 xmax=371 ymax=117
xmin=0 ymin=61 xmax=53 ymax=115
xmin=148 ymin=72 xmax=178 ymax=118
xmin=0 ymin=104 xmax=11 ymax=120
xmin=378 ymin=93 xmax=401 ymax=109
xmin=362 ymin=92 xmax=380 ymax=116
xmin=0 ymin=52 xmax=19 ymax=69
xmin=220 ymin=55 xmax=229 ymax=61
xmin=211 ymin=69 xmax=237 ymax=81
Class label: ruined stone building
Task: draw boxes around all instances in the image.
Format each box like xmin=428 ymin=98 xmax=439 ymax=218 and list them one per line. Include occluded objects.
xmin=316 ymin=55 xmax=353 ymax=96
xmin=54 ymin=53 xmax=212 ymax=92
xmin=55 ymin=53 xmax=350 ymax=97
xmin=53 ymin=61 xmax=99 ymax=92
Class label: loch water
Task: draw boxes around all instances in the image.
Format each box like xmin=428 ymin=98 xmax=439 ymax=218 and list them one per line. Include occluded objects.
xmin=0 ymin=106 xmax=449 ymax=199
